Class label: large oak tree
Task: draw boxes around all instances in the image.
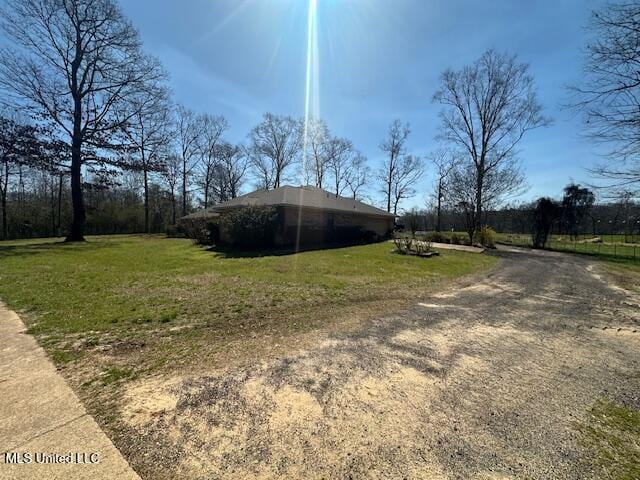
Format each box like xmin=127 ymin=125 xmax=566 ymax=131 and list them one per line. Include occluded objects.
xmin=0 ymin=0 xmax=164 ymax=241
xmin=433 ymin=49 xmax=549 ymax=242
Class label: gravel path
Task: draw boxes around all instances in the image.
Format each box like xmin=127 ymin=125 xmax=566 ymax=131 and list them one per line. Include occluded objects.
xmin=121 ymin=248 xmax=640 ymax=479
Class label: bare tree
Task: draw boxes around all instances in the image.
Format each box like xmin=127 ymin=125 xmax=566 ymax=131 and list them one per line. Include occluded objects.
xmin=215 ymin=142 xmax=247 ymax=200
xmin=390 ymin=154 xmax=424 ymax=216
xmin=302 ymin=117 xmax=330 ymax=188
xmin=428 ymin=149 xmax=455 ymax=232
xmin=162 ymin=152 xmax=180 ymax=225
xmin=433 ymin=49 xmax=549 ymax=242
xmin=0 ymin=119 xmax=20 ymax=240
xmin=0 ymin=0 xmax=165 ymax=241
xmin=248 ymin=113 xmax=301 ymax=190
xmin=448 ymin=164 xmax=480 ymax=242
xmin=117 ymin=83 xmax=172 ymax=233
xmin=570 ymin=2 xmax=640 ymax=189
xmin=199 ymin=142 xmax=246 ymax=205
xmin=196 ymin=114 xmax=228 ymax=208
xmin=0 ymin=114 xmax=41 ymax=239
xmin=345 ymin=152 xmax=369 ymax=200
xmin=175 ymin=106 xmax=203 ymax=216
xmin=448 ymin=161 xmax=525 ymax=243
xmin=379 ymin=120 xmax=410 ymax=213
xmin=326 ymin=136 xmax=354 ymax=196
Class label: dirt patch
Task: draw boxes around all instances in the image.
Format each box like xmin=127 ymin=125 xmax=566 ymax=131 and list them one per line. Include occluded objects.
xmin=121 ymin=376 xmax=182 ymax=428
xmin=111 ymin=250 xmax=640 ymax=479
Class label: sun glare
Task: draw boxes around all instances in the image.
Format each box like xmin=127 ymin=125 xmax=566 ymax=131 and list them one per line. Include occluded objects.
xmin=302 ymin=0 xmax=320 ymax=179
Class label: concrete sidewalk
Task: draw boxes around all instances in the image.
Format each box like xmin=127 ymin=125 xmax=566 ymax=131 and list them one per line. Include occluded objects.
xmin=0 ymin=303 xmax=139 ymax=480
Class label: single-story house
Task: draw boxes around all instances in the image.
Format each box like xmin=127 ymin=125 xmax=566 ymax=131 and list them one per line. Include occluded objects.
xmin=183 ymin=186 xmax=394 ymax=248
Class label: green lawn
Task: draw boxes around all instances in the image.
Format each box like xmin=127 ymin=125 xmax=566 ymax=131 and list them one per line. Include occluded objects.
xmin=598 ymin=234 xmax=640 ymax=244
xmin=0 ymin=234 xmax=495 ymax=381
xmin=576 ymin=399 xmax=640 ymax=480
xmin=497 ymin=233 xmax=640 ymax=261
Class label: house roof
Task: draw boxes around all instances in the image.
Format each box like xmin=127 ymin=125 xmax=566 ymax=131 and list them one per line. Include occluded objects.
xmin=188 ymin=186 xmax=394 ymax=218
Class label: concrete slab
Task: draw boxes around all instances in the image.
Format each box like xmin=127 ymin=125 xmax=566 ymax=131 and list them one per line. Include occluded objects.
xmin=430 ymin=241 xmax=485 ymax=253
xmin=0 ymin=303 xmax=139 ymax=480
xmin=391 ymin=239 xmax=485 ymax=253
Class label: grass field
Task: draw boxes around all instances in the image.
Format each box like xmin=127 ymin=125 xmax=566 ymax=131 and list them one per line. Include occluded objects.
xmin=0 ymin=234 xmax=496 ymax=382
xmin=598 ymin=234 xmax=640 ymax=244
xmin=577 ymin=399 xmax=640 ymax=480
xmin=497 ymin=233 xmax=640 ymax=261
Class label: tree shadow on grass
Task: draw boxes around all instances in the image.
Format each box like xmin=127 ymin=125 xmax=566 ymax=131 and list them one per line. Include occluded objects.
xmin=0 ymin=239 xmax=116 ymax=260
xmin=209 ymin=240 xmax=387 ymax=259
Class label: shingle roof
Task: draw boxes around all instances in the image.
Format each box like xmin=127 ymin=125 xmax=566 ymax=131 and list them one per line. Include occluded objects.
xmin=198 ymin=186 xmax=394 ymax=218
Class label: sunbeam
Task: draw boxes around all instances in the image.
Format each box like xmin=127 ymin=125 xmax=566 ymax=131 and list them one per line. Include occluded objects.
xmin=302 ymin=0 xmax=320 ymax=180
xmin=295 ymin=0 xmax=320 ymax=251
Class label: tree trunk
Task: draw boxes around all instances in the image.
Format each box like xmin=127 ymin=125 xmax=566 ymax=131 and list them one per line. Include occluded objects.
xmin=50 ymin=176 xmax=56 ymax=236
xmin=1 ymin=187 xmax=7 ymax=241
xmin=143 ymin=168 xmax=149 ymax=234
xmin=171 ymin=186 xmax=176 ymax=225
xmin=436 ymin=179 xmax=443 ymax=232
xmin=472 ymin=169 xmax=484 ymax=244
xmin=181 ymin=158 xmax=187 ymax=216
xmin=386 ymin=154 xmax=394 ymax=213
xmin=66 ymin=136 xmax=86 ymax=242
xmin=66 ymin=38 xmax=86 ymax=242
xmin=57 ymin=174 xmax=63 ymax=236
xmin=1 ymin=164 xmax=8 ymax=240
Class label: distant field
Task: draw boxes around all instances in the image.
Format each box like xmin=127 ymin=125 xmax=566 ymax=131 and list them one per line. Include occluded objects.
xmin=598 ymin=233 xmax=640 ymax=244
xmin=497 ymin=233 xmax=640 ymax=261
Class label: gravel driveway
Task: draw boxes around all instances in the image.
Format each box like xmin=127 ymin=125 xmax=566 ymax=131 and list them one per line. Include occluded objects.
xmin=121 ymin=247 xmax=640 ymax=479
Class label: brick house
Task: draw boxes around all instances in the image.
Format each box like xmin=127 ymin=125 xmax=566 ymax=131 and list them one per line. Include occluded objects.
xmin=185 ymin=186 xmax=394 ymax=248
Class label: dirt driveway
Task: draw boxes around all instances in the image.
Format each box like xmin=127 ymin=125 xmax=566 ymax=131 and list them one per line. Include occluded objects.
xmin=120 ymin=248 xmax=640 ymax=479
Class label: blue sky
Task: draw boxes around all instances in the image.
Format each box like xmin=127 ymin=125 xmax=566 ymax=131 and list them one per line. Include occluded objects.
xmin=121 ymin=0 xmax=605 ymax=209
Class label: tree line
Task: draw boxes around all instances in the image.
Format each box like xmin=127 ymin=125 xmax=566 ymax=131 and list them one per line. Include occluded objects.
xmin=0 ymin=2 xmax=546 ymax=243
xmin=0 ymin=0 xmax=376 ymax=240
xmin=1 ymin=0 xmax=637 ymax=242
xmin=402 ymin=182 xmax=640 ymax=246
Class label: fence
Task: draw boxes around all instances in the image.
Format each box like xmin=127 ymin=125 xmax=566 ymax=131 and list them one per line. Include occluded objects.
xmin=497 ymin=233 xmax=640 ymax=262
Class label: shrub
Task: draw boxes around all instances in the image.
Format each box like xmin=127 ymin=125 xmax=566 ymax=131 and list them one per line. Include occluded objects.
xmin=177 ymin=216 xmax=219 ymax=245
xmin=425 ymin=231 xmax=448 ymax=244
xmin=407 ymin=208 xmax=422 ymax=238
xmin=414 ymin=239 xmax=433 ymax=255
xmin=393 ymin=237 xmax=434 ymax=256
xmin=219 ymin=206 xmax=278 ymax=249
xmin=166 ymin=224 xmax=186 ymax=238
xmin=478 ymin=226 xmax=497 ymax=248
xmin=329 ymin=226 xmax=378 ymax=244
xmin=450 ymin=232 xmax=463 ymax=245
xmin=393 ymin=237 xmax=413 ymax=254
